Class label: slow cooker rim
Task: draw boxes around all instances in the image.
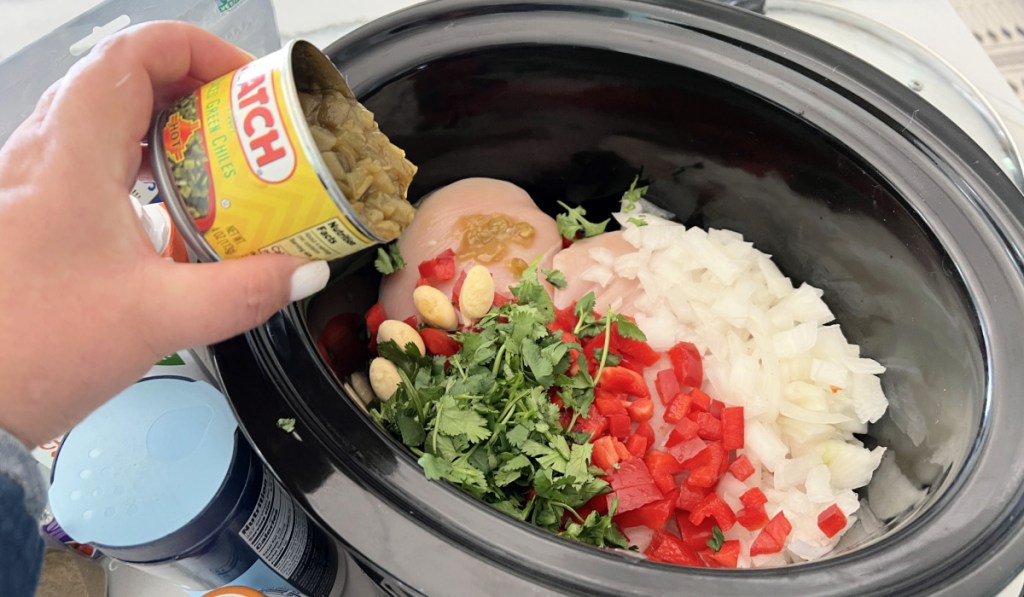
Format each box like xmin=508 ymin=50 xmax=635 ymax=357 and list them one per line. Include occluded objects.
xmin=220 ymin=2 xmax=1024 ymax=593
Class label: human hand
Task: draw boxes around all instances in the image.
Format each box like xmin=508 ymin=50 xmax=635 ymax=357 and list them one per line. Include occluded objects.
xmin=0 ymin=22 xmax=329 ymax=447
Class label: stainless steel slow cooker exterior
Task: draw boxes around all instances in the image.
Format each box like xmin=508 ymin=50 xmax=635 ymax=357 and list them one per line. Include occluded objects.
xmin=213 ymin=1 xmax=1024 ymax=595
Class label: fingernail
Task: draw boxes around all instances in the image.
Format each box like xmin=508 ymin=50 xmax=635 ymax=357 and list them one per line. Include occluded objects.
xmin=289 ymin=261 xmax=330 ymax=301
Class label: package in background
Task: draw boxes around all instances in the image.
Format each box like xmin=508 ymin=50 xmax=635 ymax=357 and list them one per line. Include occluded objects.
xmin=0 ymin=0 xmax=281 ymax=146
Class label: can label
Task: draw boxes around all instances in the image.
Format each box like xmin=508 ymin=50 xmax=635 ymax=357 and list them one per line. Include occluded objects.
xmin=239 ymin=471 xmax=339 ymax=597
xmin=160 ymin=55 xmax=375 ymax=260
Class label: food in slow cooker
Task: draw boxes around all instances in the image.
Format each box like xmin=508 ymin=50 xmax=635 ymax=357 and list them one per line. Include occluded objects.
xmin=296 ymin=87 xmax=417 ymax=241
xmin=327 ymin=177 xmax=889 ymax=568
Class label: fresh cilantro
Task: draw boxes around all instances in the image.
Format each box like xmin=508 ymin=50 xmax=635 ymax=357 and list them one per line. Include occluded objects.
xmin=276 ymin=418 xmax=296 ymax=433
xmin=627 ymin=217 xmax=648 ymax=227
xmin=544 ymin=268 xmax=567 ymax=289
xmin=613 ymin=316 xmax=647 ymax=342
xmin=369 ymin=266 xmax=635 ymax=550
xmin=707 ymin=525 xmax=726 ymax=552
xmin=556 ymin=201 xmax=609 ymax=241
xmin=621 ymin=175 xmax=649 ymax=214
xmin=592 ymin=348 xmax=622 ymax=367
xmin=374 ymin=243 xmax=406 ymax=274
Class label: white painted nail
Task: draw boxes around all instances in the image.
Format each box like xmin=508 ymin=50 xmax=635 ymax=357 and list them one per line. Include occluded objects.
xmin=289 ymin=261 xmax=330 ymax=302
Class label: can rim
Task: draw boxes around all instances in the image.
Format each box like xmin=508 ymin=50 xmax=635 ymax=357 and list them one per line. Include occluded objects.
xmin=278 ymin=39 xmax=387 ymax=246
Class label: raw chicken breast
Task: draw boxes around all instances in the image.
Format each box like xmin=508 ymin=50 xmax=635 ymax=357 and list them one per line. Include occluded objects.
xmin=379 ymin=178 xmax=563 ymax=321
xmin=552 ymin=230 xmax=641 ymax=314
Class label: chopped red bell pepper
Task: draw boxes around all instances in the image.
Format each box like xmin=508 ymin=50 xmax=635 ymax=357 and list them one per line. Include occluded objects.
xmin=635 ymin=420 xmax=655 ymax=447
xmin=737 ymin=488 xmax=770 ymax=531
xmin=607 ymin=414 xmax=632 ymax=440
xmin=688 ymin=491 xmax=735 ymax=531
xmin=612 ymin=485 xmax=664 ymax=514
xmin=572 ymin=410 xmax=608 ymax=441
xmin=676 ymin=512 xmax=717 ymax=551
xmin=419 ymin=327 xmax=461 ymax=357
xmin=418 ymin=248 xmax=456 ymax=281
xmin=576 ymin=493 xmax=610 ymax=519
xmin=655 ymin=369 xmax=680 ymax=405
xmin=627 ymin=398 xmax=654 ymax=422
xmin=728 ymin=454 xmax=755 ymax=481
xmin=552 ymin=305 xmax=577 ymax=334
xmin=666 ymin=417 xmax=700 ymax=447
xmin=607 ymin=458 xmax=662 ymax=513
xmin=644 ymin=450 xmax=684 ymax=477
xmin=592 ymin=436 xmax=621 ymax=472
xmin=709 ymin=399 xmax=725 ymax=417
xmin=664 ymin=393 xmax=692 ymax=424
xmin=645 ymin=531 xmax=703 ymax=567
xmin=740 ymin=487 xmax=768 ymax=509
xmin=625 ymin=434 xmax=649 ymax=458
xmin=613 ymin=438 xmax=633 ymax=461
xmin=668 ymin=341 xmax=703 ymax=388
xmin=615 ymin=496 xmax=674 ymax=530
xmin=817 ymin=504 xmax=847 ymax=538
xmin=667 ymin=436 xmax=707 ymax=465
xmin=612 ymin=324 xmax=660 ymax=367
xmin=653 ymin=473 xmax=677 ymax=496
xmin=451 ymin=269 xmax=468 ymax=306
xmin=688 ymin=388 xmax=712 ymax=412
xmin=597 ymin=366 xmax=650 ymax=398
xmin=402 ymin=315 xmax=418 ymax=328
xmin=736 ymin=504 xmax=769 ymax=531
xmin=365 ymin=303 xmax=387 ymax=338
xmin=721 ymin=406 xmax=744 ymax=450
xmin=682 ymin=442 xmax=726 ymax=488
xmin=750 ymin=512 xmax=792 ymax=556
xmin=703 ymin=540 xmax=740 ymax=568
xmin=492 ymin=293 xmax=511 ymax=307
xmin=595 ymin=394 xmax=629 ymax=416
xmin=694 ymin=412 xmax=723 ymax=441
xmin=318 ymin=313 xmax=368 ymax=376
xmin=675 ymin=483 xmax=707 ymax=512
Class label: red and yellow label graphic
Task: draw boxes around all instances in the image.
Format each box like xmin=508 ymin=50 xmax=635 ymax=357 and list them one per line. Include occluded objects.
xmin=164 ymin=55 xmax=375 ymax=260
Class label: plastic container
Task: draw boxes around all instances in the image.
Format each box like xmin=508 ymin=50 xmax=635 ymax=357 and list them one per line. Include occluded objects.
xmin=211 ymin=0 xmax=1024 ymax=595
xmin=48 ymin=377 xmax=344 ymax=597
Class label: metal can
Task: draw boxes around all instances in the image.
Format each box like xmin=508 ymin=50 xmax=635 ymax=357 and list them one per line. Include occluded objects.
xmin=149 ymin=40 xmax=414 ymax=261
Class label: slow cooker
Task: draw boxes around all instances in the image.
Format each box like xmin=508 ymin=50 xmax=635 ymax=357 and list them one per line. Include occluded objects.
xmin=212 ymin=0 xmax=1024 ymax=594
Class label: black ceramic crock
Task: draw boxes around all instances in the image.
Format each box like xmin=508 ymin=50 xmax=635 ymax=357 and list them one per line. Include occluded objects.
xmin=212 ymin=1 xmax=1024 ymax=595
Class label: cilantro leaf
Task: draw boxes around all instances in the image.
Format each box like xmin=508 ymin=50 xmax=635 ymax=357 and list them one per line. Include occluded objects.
xmin=418 ymin=453 xmax=449 ymax=480
xmin=276 ymin=418 xmax=296 ymax=433
xmin=592 ymin=348 xmax=621 ymax=367
xmin=614 ymin=316 xmax=647 ymax=342
xmin=544 ymin=268 xmax=567 ymax=289
xmin=435 ymin=395 xmax=491 ymax=442
xmin=374 ymin=243 xmax=406 ymax=274
xmin=522 ymin=338 xmax=555 ymax=386
xmin=620 ymin=175 xmax=649 ymax=214
xmin=494 ymin=455 xmax=533 ymax=487
xmin=397 ymin=414 xmax=425 ymax=445
xmin=707 ymin=525 xmax=726 ymax=552
xmin=556 ymin=201 xmax=609 ymax=241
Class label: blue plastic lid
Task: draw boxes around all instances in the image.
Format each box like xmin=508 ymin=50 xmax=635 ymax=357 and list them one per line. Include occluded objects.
xmin=49 ymin=377 xmax=238 ymax=548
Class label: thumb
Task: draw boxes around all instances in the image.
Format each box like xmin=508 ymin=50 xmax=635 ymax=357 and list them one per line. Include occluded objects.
xmin=142 ymin=255 xmax=330 ymax=353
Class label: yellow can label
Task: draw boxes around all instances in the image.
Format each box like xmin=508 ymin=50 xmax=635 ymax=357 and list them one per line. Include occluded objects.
xmin=160 ymin=56 xmax=375 ymax=260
